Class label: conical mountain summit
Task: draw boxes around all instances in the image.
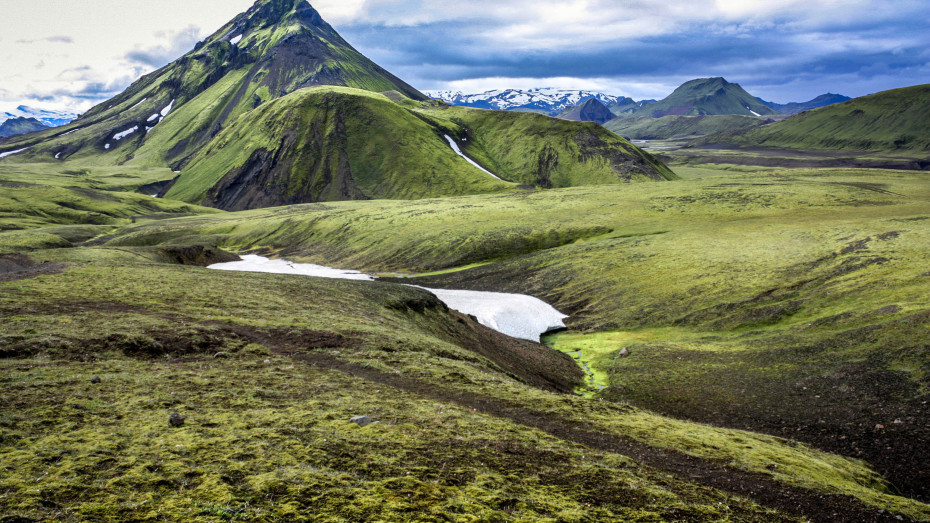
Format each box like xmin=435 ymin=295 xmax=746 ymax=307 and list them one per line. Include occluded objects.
xmin=7 ymin=0 xmax=424 ymax=167
xmin=639 ymin=77 xmax=778 ymax=118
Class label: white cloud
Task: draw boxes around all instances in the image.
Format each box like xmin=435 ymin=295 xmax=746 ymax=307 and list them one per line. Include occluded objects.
xmin=0 ymin=0 xmax=254 ymax=113
xmin=0 ymin=0 xmax=926 ymax=112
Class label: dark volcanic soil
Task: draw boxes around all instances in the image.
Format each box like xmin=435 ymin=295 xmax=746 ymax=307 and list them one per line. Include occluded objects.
xmin=0 ymin=254 xmax=66 ymax=282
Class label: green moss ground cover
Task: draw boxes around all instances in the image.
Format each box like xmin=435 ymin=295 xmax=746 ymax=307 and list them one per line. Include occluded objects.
xmin=97 ymin=166 xmax=930 ymax=505
xmin=2 ymin=249 xmax=928 ymax=520
xmin=3 ymin=162 xmax=930 ymax=519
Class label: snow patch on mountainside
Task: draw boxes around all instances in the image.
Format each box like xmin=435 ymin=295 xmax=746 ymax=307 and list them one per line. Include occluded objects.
xmin=113 ymin=126 xmax=139 ymax=141
xmin=230 ymin=34 xmax=243 ymax=45
xmin=444 ymin=135 xmax=502 ymax=180
xmin=0 ymin=147 xmax=30 ymax=159
xmin=160 ymin=100 xmax=175 ymax=118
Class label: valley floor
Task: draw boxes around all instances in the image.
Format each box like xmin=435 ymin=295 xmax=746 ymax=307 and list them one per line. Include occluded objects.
xmin=1 ymin=158 xmax=929 ymax=521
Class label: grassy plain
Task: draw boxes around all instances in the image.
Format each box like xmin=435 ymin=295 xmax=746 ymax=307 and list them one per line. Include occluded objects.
xmin=2 ymin=160 xmax=929 ymax=519
xmin=97 ymin=165 xmax=930 ymax=504
xmin=2 ymin=248 xmax=927 ymax=521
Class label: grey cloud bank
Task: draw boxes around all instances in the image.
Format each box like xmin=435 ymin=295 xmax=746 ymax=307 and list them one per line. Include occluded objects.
xmin=1 ymin=0 xmax=927 ymax=112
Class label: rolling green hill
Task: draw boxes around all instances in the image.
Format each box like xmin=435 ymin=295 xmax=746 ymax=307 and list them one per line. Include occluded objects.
xmin=639 ymin=77 xmax=778 ymax=118
xmin=605 ymin=114 xmax=766 ymax=140
xmin=715 ymin=84 xmax=930 ymax=153
xmin=166 ymin=87 xmax=674 ymax=210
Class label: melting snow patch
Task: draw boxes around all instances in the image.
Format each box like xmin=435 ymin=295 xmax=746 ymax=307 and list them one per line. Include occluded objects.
xmin=0 ymin=147 xmax=29 ymax=159
xmin=160 ymin=99 xmax=175 ymax=117
xmin=414 ymin=286 xmax=567 ymax=342
xmin=105 ymin=144 xmax=111 ymax=150
xmin=62 ymin=129 xmax=78 ymax=135
xmin=207 ymin=255 xmax=568 ymax=342
xmin=147 ymin=113 xmax=160 ymax=122
xmin=129 ymin=98 xmax=147 ymax=110
xmin=443 ymin=135 xmax=503 ymax=180
xmin=113 ymin=126 xmax=139 ymax=141
xmin=747 ymin=107 xmax=762 ymax=117
xmin=55 ymin=152 xmax=61 ymax=159
xmin=145 ymin=126 xmax=154 ymax=133
xmin=209 ymin=255 xmax=374 ymax=281
xmin=230 ymin=34 xmax=243 ymax=45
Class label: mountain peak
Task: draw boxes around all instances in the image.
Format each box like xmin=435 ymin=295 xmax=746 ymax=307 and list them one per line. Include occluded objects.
xmin=642 ymin=77 xmax=777 ymax=117
xmin=246 ymin=0 xmax=322 ymax=26
xmin=8 ymin=0 xmax=425 ymax=165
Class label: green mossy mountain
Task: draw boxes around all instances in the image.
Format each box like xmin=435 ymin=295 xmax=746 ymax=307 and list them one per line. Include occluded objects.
xmin=639 ymin=77 xmax=778 ymax=118
xmin=711 ymin=83 xmax=930 ymax=153
xmin=0 ymin=117 xmax=48 ymax=138
xmin=165 ymin=87 xmax=675 ymax=210
xmin=0 ymin=0 xmax=425 ymax=167
xmin=166 ymin=88 xmax=512 ymax=209
xmin=0 ymin=0 xmax=674 ymax=210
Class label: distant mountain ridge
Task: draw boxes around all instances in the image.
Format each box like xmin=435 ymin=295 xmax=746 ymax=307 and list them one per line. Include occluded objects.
xmin=758 ymin=93 xmax=852 ymax=115
xmin=426 ymin=89 xmax=632 ymax=116
xmin=430 ymin=81 xmax=849 ymax=119
xmin=0 ymin=106 xmax=76 ymax=127
xmin=0 ymin=117 xmax=49 ymax=138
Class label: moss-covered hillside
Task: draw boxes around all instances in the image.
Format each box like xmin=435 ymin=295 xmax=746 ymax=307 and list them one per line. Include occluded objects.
xmin=714 ymin=83 xmax=930 ymax=153
xmin=162 ymin=87 xmax=674 ymax=209
xmin=605 ymin=114 xmax=766 ymax=140
xmin=102 ymin=166 xmax=930 ymax=506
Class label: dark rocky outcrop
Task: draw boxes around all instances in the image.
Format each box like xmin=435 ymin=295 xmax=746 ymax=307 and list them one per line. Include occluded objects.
xmin=559 ymin=98 xmax=616 ymax=124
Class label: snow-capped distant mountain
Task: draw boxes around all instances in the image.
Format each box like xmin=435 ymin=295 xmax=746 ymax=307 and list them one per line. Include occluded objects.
xmin=426 ymin=88 xmax=633 ymax=116
xmin=0 ymin=106 xmax=78 ymax=127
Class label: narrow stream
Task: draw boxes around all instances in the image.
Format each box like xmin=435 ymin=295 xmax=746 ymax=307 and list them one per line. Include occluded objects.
xmin=568 ymin=349 xmax=603 ymax=390
xmin=208 ymin=255 xmax=567 ymax=342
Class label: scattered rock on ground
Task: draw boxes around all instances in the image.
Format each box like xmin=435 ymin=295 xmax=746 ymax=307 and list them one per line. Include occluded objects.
xmin=618 ymin=347 xmax=631 ymax=358
xmin=169 ymin=413 xmax=186 ymax=427
xmin=213 ymin=351 xmax=229 ymax=358
xmin=90 ymin=376 xmax=102 ymax=384
xmin=350 ymin=415 xmax=373 ymax=427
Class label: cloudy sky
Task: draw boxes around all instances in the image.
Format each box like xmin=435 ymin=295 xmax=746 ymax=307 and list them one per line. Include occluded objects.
xmin=1 ymin=0 xmax=928 ymax=114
